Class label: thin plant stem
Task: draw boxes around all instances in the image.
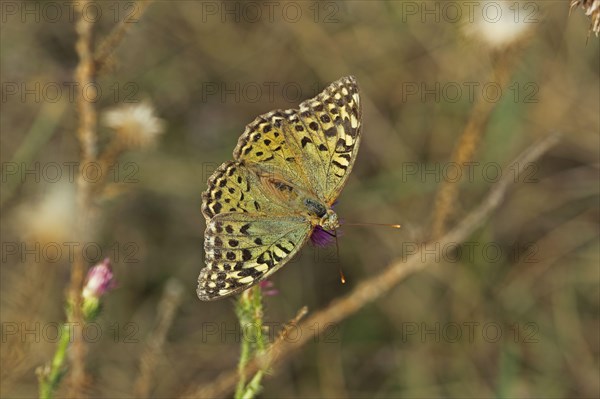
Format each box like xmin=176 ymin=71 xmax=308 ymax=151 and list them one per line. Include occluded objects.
xmin=241 ymin=372 xmax=265 ymax=399
xmin=38 ymin=322 xmax=72 ymax=399
xmin=234 ymin=287 xmax=268 ymax=399
xmin=45 ymin=1 xmax=154 ymax=396
xmin=235 ymin=324 xmax=251 ymax=399
xmin=94 ymin=0 xmax=153 ymax=74
xmin=68 ymin=1 xmax=98 ymax=396
xmin=134 ymin=279 xmax=184 ymax=398
xmin=430 ymin=48 xmax=522 ymax=239
xmin=0 ymin=101 xmax=68 ymax=207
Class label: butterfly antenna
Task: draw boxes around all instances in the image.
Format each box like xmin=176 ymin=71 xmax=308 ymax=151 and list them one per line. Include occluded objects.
xmin=318 ymin=228 xmax=346 ymax=284
xmin=343 ymin=222 xmax=401 ymax=229
xmin=332 ymin=222 xmax=400 ymax=283
xmin=334 ymin=228 xmax=346 ymax=284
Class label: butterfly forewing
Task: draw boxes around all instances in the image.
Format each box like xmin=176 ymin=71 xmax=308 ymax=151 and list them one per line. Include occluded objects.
xmin=233 ymin=76 xmax=361 ymax=204
xmin=301 ymin=77 xmax=361 ymax=203
xmin=233 ymin=110 xmax=308 ymax=189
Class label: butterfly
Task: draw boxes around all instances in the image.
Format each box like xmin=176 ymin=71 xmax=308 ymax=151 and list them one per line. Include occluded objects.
xmin=197 ymin=76 xmax=361 ymax=301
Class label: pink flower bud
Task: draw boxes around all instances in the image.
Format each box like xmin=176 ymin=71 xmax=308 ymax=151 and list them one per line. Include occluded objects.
xmin=82 ymin=258 xmax=116 ymax=300
xmin=259 ymin=280 xmax=279 ymax=296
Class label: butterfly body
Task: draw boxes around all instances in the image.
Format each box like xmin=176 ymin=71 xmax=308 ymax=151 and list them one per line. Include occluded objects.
xmin=263 ymin=174 xmax=339 ymax=230
xmin=198 ymin=76 xmax=360 ymax=301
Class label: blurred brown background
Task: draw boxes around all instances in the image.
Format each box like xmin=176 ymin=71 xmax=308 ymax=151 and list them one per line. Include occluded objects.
xmin=1 ymin=1 xmax=598 ymax=398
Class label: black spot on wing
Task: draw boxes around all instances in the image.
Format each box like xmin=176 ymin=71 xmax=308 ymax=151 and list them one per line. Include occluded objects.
xmin=325 ymin=127 xmax=336 ymax=137
xmin=242 ymin=249 xmax=252 ymax=261
xmin=332 ymin=160 xmax=348 ymax=170
xmin=276 ymin=244 xmax=291 ymax=254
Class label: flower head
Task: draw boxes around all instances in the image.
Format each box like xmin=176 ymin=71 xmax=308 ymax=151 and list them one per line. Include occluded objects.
xmin=17 ymin=185 xmax=75 ymax=244
xmin=103 ymin=101 xmax=165 ymax=149
xmin=310 ymin=225 xmax=336 ymax=247
xmin=82 ymin=258 xmax=116 ymax=300
xmin=259 ymin=280 xmax=279 ymax=296
xmin=461 ymin=0 xmax=533 ymax=49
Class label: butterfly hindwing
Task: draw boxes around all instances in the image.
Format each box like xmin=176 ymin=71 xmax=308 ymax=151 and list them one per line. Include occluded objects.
xmin=198 ymin=213 xmax=311 ymax=300
xmin=202 ymin=160 xmax=287 ymax=221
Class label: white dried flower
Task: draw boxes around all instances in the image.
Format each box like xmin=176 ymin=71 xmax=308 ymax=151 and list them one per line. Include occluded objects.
xmin=462 ymin=0 xmax=534 ymax=49
xmin=103 ymin=102 xmax=165 ymax=149
xmin=17 ymin=185 xmax=76 ymax=244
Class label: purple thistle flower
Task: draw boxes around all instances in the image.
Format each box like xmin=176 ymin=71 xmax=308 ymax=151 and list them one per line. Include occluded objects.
xmin=259 ymin=280 xmax=279 ymax=296
xmin=310 ymin=225 xmax=336 ymax=247
xmin=82 ymin=258 xmax=116 ymax=300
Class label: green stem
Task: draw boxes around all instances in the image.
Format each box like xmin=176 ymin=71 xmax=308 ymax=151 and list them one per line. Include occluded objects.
xmin=234 ymin=287 xmax=268 ymax=399
xmin=241 ymin=370 xmax=265 ymax=399
xmin=39 ymin=323 xmax=73 ymax=399
xmin=235 ymin=316 xmax=251 ymax=398
xmin=252 ymin=288 xmax=267 ymax=353
xmin=39 ymin=297 xmax=100 ymax=398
